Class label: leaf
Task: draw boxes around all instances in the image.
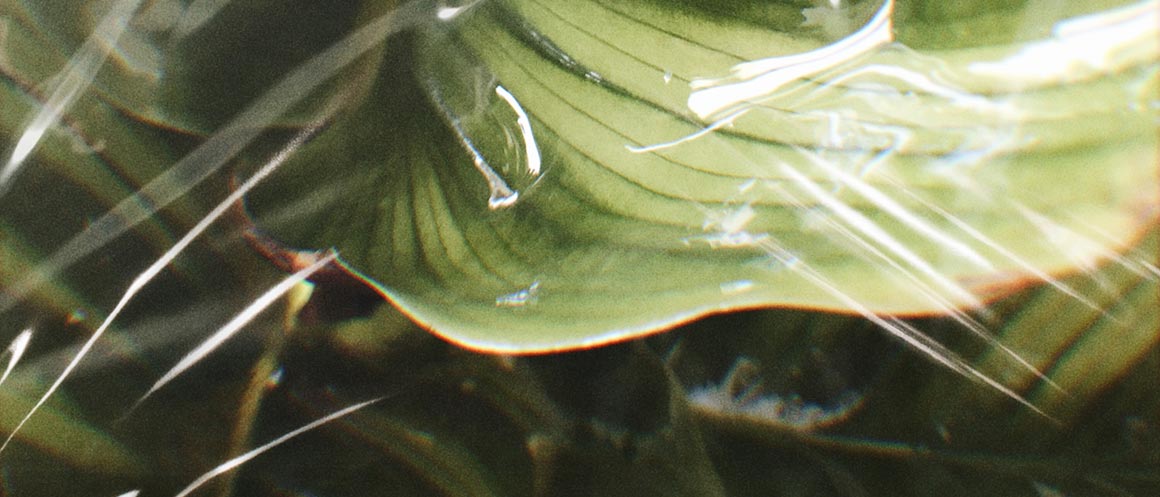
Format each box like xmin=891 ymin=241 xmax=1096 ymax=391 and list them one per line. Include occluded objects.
xmin=0 ymin=382 xmax=144 ymax=476
xmin=245 ymin=0 xmax=1159 ymax=353
xmin=0 ymin=0 xmax=386 ymax=134
xmin=915 ymin=225 xmax=1160 ymax=426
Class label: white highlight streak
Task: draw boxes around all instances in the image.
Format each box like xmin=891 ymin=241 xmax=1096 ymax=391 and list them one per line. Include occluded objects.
xmin=1142 ymin=261 xmax=1160 ymax=279
xmin=494 ymin=85 xmax=541 ymax=176
xmin=819 ymin=63 xmax=1016 ymax=118
xmin=496 ymin=280 xmax=540 ymax=308
xmin=173 ymin=0 xmax=232 ymax=38
xmin=0 ymin=127 xmax=315 ymax=454
xmin=626 ymin=109 xmax=747 ymax=154
xmin=802 ymin=149 xmax=994 ymax=270
xmin=761 ymin=240 xmax=1049 ymax=417
xmin=772 ymin=182 xmax=1060 ymax=391
xmin=898 ymin=187 xmax=1103 ymax=311
xmin=429 ymin=83 xmax=520 ymax=209
xmin=172 ymin=397 xmax=383 ymax=497
xmin=0 ymin=0 xmax=143 ymax=194
xmin=688 ymin=0 xmax=894 ymax=119
xmin=436 ymin=1 xmax=483 ymax=21
xmin=0 ymin=1 xmax=429 ymax=315
xmin=782 ymin=164 xmax=982 ymax=308
xmin=1 ymin=328 xmax=32 ymax=386
xmin=967 ymin=0 xmax=1159 ymax=84
xmin=139 ymin=253 xmax=336 ymax=403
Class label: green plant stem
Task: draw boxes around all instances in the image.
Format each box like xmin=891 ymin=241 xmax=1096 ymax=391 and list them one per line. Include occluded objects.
xmin=214 ymin=320 xmax=288 ymax=497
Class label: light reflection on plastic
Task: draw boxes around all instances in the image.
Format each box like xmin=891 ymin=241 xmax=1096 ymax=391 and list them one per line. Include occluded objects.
xmin=814 ymin=63 xmax=1019 ymax=121
xmin=494 ymin=85 xmax=541 ymax=176
xmin=769 ymin=170 xmax=1063 ymax=382
xmin=102 ymin=0 xmax=183 ymax=79
xmin=136 ymin=252 xmax=337 ymax=406
xmin=171 ymin=397 xmax=383 ymax=497
xmin=1043 ymin=207 xmax=1160 ymax=281
xmin=751 ymin=235 xmax=1050 ymax=415
xmin=685 ymin=203 xmax=771 ymax=249
xmin=968 ymin=0 xmax=1160 ymax=84
xmin=496 ymin=280 xmax=541 ymax=308
xmin=0 ymin=0 xmax=143 ymax=196
xmin=0 ymin=1 xmax=434 ymax=317
xmin=1013 ymin=203 xmax=1107 ymax=277
xmin=172 ymin=0 xmax=232 ymax=38
xmin=687 ymin=231 xmax=771 ymax=250
xmin=719 ymin=280 xmax=756 ymax=296
xmin=626 ymin=109 xmax=745 ymax=154
xmin=687 ymin=0 xmax=894 ymax=119
xmin=891 ymin=184 xmax=1101 ymax=311
xmin=779 ymin=163 xmax=983 ymax=310
xmin=799 ymin=148 xmax=995 ymax=271
xmin=427 ymin=83 xmax=521 ymax=209
xmin=0 ymin=125 xmax=320 ymax=455
xmin=1142 ymin=261 xmax=1160 ymax=279
xmin=1 ymin=328 xmax=32 ymax=386
xmin=705 ymin=203 xmax=756 ymax=235
xmin=436 ymin=0 xmax=483 ymax=21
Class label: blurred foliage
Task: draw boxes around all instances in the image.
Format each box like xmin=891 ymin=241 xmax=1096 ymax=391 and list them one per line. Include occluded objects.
xmin=0 ymin=1 xmax=1158 ymax=496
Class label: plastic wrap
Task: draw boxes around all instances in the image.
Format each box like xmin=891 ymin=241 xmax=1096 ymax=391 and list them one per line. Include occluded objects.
xmin=1 ymin=1 xmax=1157 ymax=495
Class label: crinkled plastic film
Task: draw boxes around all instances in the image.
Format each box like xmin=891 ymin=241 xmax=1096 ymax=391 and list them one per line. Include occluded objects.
xmin=0 ymin=1 xmax=1157 ymax=496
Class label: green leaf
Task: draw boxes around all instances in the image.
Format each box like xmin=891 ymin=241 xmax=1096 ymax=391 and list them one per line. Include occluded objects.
xmin=0 ymin=0 xmax=386 ymax=134
xmin=246 ymin=0 xmax=1158 ymax=353
xmin=0 ymin=383 xmax=144 ymax=476
xmin=914 ymin=225 xmax=1159 ymax=425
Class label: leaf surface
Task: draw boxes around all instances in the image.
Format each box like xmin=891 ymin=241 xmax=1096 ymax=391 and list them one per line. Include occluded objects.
xmin=245 ymin=0 xmax=1159 ymax=353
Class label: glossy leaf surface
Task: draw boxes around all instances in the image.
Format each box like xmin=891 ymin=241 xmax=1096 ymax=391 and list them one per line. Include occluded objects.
xmin=247 ymin=0 xmax=1159 ymax=352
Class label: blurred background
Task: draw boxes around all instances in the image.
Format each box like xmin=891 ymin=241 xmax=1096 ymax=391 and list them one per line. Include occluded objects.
xmin=0 ymin=1 xmax=1157 ymax=496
